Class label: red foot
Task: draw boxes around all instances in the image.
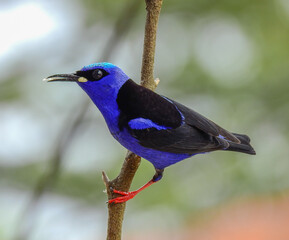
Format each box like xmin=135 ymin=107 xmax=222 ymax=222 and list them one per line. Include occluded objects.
xmin=108 ymin=189 xmax=138 ymax=204
xmin=108 ymin=180 xmax=155 ymax=204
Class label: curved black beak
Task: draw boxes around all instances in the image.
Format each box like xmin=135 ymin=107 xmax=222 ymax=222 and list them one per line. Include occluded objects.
xmin=43 ymin=73 xmax=88 ymax=83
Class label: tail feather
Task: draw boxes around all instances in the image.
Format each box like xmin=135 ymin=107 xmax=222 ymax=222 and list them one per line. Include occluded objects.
xmin=226 ymin=133 xmax=256 ymax=155
xmin=231 ymin=133 xmax=251 ymax=144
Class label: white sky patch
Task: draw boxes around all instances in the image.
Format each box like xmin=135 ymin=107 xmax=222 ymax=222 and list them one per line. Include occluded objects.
xmin=192 ymin=16 xmax=255 ymax=87
xmin=0 ymin=188 xmax=106 ymax=240
xmin=0 ymin=104 xmax=51 ymax=166
xmin=0 ymin=3 xmax=55 ymax=56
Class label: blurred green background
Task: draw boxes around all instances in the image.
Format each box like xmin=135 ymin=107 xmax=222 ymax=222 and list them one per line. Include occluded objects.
xmin=1 ymin=0 xmax=289 ymax=239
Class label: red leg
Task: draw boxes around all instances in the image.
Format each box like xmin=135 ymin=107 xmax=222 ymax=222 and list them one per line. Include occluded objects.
xmin=108 ymin=179 xmax=155 ymax=204
xmin=108 ymin=169 xmax=164 ymax=204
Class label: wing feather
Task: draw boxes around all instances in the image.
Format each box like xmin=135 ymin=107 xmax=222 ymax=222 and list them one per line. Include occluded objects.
xmin=129 ymin=121 xmax=229 ymax=154
xmin=170 ymin=99 xmax=240 ymax=143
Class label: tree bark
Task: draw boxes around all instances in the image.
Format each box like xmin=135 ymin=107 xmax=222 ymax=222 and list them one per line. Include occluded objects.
xmin=103 ymin=1 xmax=163 ymax=239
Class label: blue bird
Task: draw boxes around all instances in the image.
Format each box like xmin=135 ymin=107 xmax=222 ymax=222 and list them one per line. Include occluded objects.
xmin=44 ymin=62 xmax=256 ymax=203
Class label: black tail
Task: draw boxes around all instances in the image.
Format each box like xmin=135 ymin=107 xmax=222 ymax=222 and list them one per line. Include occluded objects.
xmin=226 ymin=133 xmax=256 ymax=155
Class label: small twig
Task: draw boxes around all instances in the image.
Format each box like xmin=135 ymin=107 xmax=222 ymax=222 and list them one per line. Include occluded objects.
xmin=153 ymin=78 xmax=160 ymax=90
xmin=102 ymin=171 xmax=110 ymax=188
xmin=103 ymin=1 xmax=163 ymax=240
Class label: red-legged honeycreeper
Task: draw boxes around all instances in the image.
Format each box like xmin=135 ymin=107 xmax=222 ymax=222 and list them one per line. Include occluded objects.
xmin=44 ymin=62 xmax=256 ymax=204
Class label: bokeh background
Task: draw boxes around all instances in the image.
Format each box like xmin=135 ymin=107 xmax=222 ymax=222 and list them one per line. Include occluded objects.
xmin=1 ymin=0 xmax=289 ymax=239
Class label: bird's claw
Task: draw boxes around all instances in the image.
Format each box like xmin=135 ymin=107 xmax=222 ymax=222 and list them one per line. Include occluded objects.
xmin=112 ymin=189 xmax=129 ymax=196
xmin=108 ymin=189 xmax=138 ymax=204
xmin=108 ymin=180 xmax=155 ymax=204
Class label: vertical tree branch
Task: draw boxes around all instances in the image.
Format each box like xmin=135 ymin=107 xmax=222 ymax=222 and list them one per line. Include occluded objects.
xmin=141 ymin=0 xmax=163 ymax=89
xmin=103 ymin=152 xmax=141 ymax=240
xmin=103 ymin=0 xmax=163 ymax=240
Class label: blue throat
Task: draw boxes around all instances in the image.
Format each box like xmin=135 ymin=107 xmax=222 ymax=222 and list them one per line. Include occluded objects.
xmin=77 ymin=63 xmax=129 ymax=133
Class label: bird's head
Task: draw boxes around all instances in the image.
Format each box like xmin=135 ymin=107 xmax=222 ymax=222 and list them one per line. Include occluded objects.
xmin=44 ymin=62 xmax=130 ymax=106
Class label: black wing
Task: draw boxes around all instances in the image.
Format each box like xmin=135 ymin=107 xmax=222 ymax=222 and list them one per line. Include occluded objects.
xmin=129 ymin=123 xmax=230 ymax=154
xmin=116 ymin=79 xmax=182 ymax=130
xmin=117 ymin=79 xmax=239 ymax=154
xmin=169 ymin=99 xmax=240 ymax=143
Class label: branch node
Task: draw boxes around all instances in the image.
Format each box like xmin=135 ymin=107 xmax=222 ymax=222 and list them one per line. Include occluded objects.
xmin=155 ymin=78 xmax=160 ymax=85
xmin=152 ymin=77 xmax=160 ymax=91
xmin=102 ymin=171 xmax=110 ymax=188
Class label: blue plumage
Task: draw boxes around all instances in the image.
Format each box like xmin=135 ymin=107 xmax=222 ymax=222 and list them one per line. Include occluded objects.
xmin=44 ymin=62 xmax=256 ymax=203
xmin=128 ymin=118 xmax=171 ymax=130
xmin=81 ymin=62 xmax=116 ymax=71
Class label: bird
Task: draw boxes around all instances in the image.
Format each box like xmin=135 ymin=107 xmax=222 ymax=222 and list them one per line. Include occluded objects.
xmin=44 ymin=62 xmax=256 ymax=204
